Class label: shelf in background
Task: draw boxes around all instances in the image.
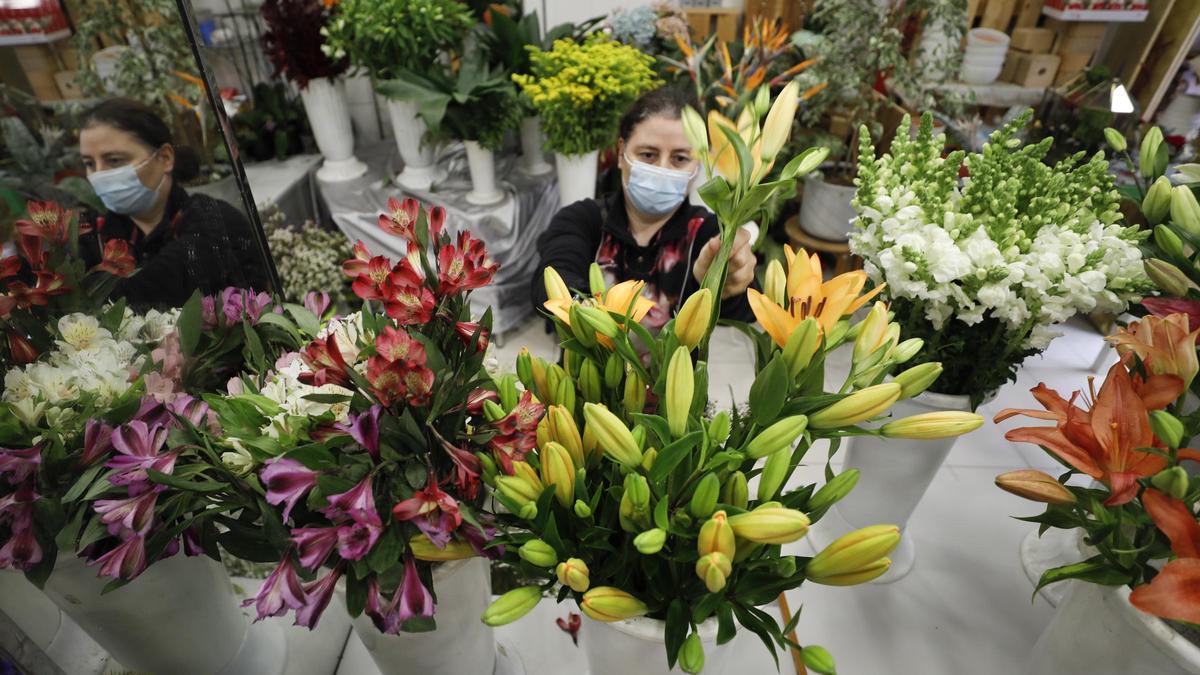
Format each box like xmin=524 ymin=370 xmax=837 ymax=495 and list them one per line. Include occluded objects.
xmin=1041 ymin=6 xmax=1149 ymax=22
xmin=0 ymin=29 xmax=70 ymax=46
xmin=933 ymin=81 xmax=1048 ymax=107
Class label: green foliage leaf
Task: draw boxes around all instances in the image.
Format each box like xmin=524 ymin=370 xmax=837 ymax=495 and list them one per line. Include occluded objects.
xmin=177 ymin=291 xmax=203 ymax=356
xmin=748 ymin=355 xmax=787 ymax=424
xmin=649 ymin=431 xmax=705 ymax=484
xmin=1035 ymin=558 xmax=1131 ymax=597
xmin=665 ymin=599 xmax=689 ymax=669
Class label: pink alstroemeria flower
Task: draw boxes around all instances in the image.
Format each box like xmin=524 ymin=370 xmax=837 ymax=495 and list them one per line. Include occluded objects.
xmin=80 ymin=420 xmax=114 ymax=467
xmin=0 ymin=445 xmax=41 ymax=484
xmin=396 ymin=555 xmax=434 ymax=623
xmin=336 ymin=519 xmax=382 ymax=561
xmin=167 ymin=395 xmax=213 ymax=429
xmin=440 ymin=439 xmax=482 ymax=501
xmin=89 ymin=532 xmax=147 ymax=580
xmin=93 ymin=488 xmax=161 ymax=535
xmin=304 ymin=291 xmax=331 ymax=319
xmin=261 ymin=458 xmax=319 ymax=522
xmin=0 ymin=525 xmax=42 ymax=571
xmin=323 ymin=475 xmax=381 ymax=525
xmin=0 ymin=482 xmax=38 ymax=526
xmin=295 ymin=564 xmax=344 ymax=630
xmin=392 ymin=477 xmax=462 ymax=548
xmin=107 ymin=421 xmax=176 ymax=492
xmin=493 ymin=391 xmax=544 ymax=436
xmin=335 ymin=406 xmax=383 ymax=461
xmin=291 ymin=526 xmax=340 ymax=570
xmin=244 ymin=553 xmax=306 ymax=622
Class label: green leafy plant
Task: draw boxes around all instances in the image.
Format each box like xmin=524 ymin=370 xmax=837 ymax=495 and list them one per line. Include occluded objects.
xmin=230 ymin=82 xmax=310 ymax=162
xmin=321 ymin=0 xmax=475 ymax=83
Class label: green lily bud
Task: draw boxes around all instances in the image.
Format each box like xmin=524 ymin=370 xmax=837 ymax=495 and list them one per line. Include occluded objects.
xmin=825 ymin=320 xmax=851 ymax=349
xmin=477 ymin=452 xmax=498 ymax=487
xmin=783 ymin=317 xmax=821 ymax=378
xmin=889 ymin=338 xmax=923 ymax=365
xmin=579 ymin=359 xmax=602 ymax=403
xmin=518 ymin=539 xmax=559 ymax=568
xmin=671 ymin=510 xmax=693 ymax=528
xmin=634 ymin=528 xmax=667 ymax=554
xmin=666 ymin=346 xmax=695 ymax=438
xmin=1156 ymin=225 xmax=1186 ymax=260
xmin=554 ymin=374 xmax=576 ymax=414
xmin=518 ymin=502 xmax=538 ymax=519
xmin=745 ymin=415 xmax=809 ymax=459
xmin=721 ymin=471 xmax=749 ymax=510
xmin=806 ymin=525 xmax=900 ymax=586
xmin=774 ymin=555 xmax=797 ymax=577
xmin=707 ymin=411 xmax=731 ymax=445
xmin=1104 ymin=127 xmax=1127 ymax=153
xmin=547 ymin=365 xmax=564 ymax=399
xmin=1151 ymin=466 xmax=1190 ymax=500
xmin=623 ymin=370 xmax=647 ymax=416
xmin=809 ymin=384 xmax=901 ymax=429
xmin=1172 ymin=186 xmax=1200 ymax=236
xmin=589 ymin=263 xmax=607 ymax=297
xmin=483 ymin=399 xmax=506 ymax=422
xmin=569 ymin=304 xmax=599 ymax=349
xmin=1144 ymin=176 xmax=1173 ymax=226
xmin=801 ymin=645 xmax=837 ymax=675
xmin=573 ymin=499 xmax=593 ymax=518
xmin=604 ymin=353 xmax=624 ymax=389
xmin=625 ymin=473 xmax=650 ymax=509
xmin=757 ymin=447 xmax=791 ymax=501
xmin=563 ymin=348 xmax=580 ymax=378
xmin=1150 ymin=410 xmax=1186 ymax=448
xmin=631 ymin=425 xmax=647 ymax=451
xmin=482 ymin=586 xmax=543 ymax=626
xmin=679 ymin=633 xmax=706 ymax=674
xmin=516 ymin=348 xmax=535 ymax=393
xmin=807 ymin=469 xmax=860 ymax=518
xmin=690 ymin=472 xmax=721 ymax=518
xmin=1145 ymin=259 xmax=1193 ymax=297
xmin=754 ymin=84 xmax=771 ymax=120
xmin=893 ymin=363 xmax=942 ymax=400
xmin=578 ymin=306 xmax=621 ymax=340
xmin=640 ymin=447 xmax=657 ymax=471
xmin=1140 ymin=127 xmax=1166 ymax=179
xmin=498 ymin=375 xmax=519 ymax=412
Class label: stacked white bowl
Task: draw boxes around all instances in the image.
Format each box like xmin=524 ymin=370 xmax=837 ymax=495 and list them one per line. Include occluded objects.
xmin=960 ymin=28 xmax=1009 ymax=85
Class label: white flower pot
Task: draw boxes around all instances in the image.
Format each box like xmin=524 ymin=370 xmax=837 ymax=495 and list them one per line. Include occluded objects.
xmin=344 ymin=74 xmax=387 ymax=143
xmin=38 ymin=553 xmax=285 ymax=675
xmin=799 ymin=173 xmax=858 ymax=242
xmin=464 ymin=141 xmax=506 ymax=206
xmin=299 ymin=77 xmax=368 ymax=183
xmin=386 ymin=98 xmax=439 ymax=190
xmin=817 ymin=390 xmax=977 ymax=583
xmin=581 ymin=612 xmax=734 ymax=675
xmin=1028 ymin=580 xmax=1200 ymax=674
xmin=351 ymin=557 xmax=496 ymax=675
xmin=0 ymin=569 xmax=106 ymax=674
xmin=518 ymin=116 xmax=553 ymax=176
xmin=554 ymin=150 xmax=599 ymax=207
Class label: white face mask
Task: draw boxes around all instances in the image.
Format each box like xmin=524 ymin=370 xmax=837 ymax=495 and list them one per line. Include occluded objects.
xmin=87 ymin=154 xmax=164 ymax=215
xmin=624 ymin=153 xmax=697 ymax=217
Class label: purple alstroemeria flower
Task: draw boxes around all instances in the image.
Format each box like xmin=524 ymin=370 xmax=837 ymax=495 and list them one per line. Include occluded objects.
xmin=80 ymin=420 xmax=114 ymax=467
xmin=0 ymin=482 xmax=38 ymax=527
xmin=182 ymin=527 xmax=204 ymax=557
xmin=335 ymin=406 xmax=383 ymax=461
xmin=322 ymin=475 xmax=381 ymax=526
xmin=89 ymin=532 xmax=147 ymax=580
xmin=93 ymin=488 xmax=161 ymax=536
xmin=391 ymin=478 xmax=461 ymax=548
xmin=294 ymin=564 xmax=343 ymax=630
xmin=335 ymin=518 xmax=382 ymax=562
xmin=0 ymin=525 xmax=42 ymax=571
xmin=261 ymin=458 xmax=319 ymax=523
xmin=107 ymin=421 xmax=175 ymax=493
xmin=167 ymin=395 xmax=212 ymax=429
xmin=132 ymin=397 xmax=172 ymax=428
xmin=0 ymin=445 xmax=41 ymax=485
xmin=244 ymin=553 xmax=306 ymax=622
xmin=459 ymin=519 xmax=502 ymax=561
xmin=396 ymin=555 xmax=434 ymax=624
xmin=304 ymin=291 xmax=331 ymax=319
xmin=291 ymin=526 xmax=340 ymax=570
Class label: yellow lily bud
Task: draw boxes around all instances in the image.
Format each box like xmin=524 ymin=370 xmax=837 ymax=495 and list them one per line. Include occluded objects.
xmin=880 ymin=411 xmax=984 ymax=439
xmin=482 ymin=586 xmax=543 ymax=626
xmin=1145 ymin=258 xmax=1194 ymax=298
xmin=760 ymin=80 xmax=800 ymax=162
xmin=1143 ymin=176 xmax=1172 ymax=225
xmin=721 ymin=471 xmax=749 ymax=510
xmin=497 ymin=475 xmax=540 ymax=506
xmin=536 ymin=418 xmax=551 ymax=449
xmin=530 ymin=355 xmax=550 ymax=402
xmin=541 ymin=442 xmax=577 ymax=507
xmin=409 ymin=535 xmax=475 ymax=561
xmin=808 ymin=383 xmax=902 ymax=429
xmin=518 ymin=539 xmax=559 ymax=568
xmin=995 ymin=469 xmax=1076 ymax=505
xmin=745 ymin=415 xmax=808 ymax=459
xmin=666 ymin=346 xmax=695 ymax=438
xmin=512 ymin=461 xmax=545 ymax=493
xmin=674 ymin=289 xmax=713 ymax=349
xmin=582 ymin=424 xmax=601 ymax=467
xmin=852 ymin=302 xmax=890 ymax=365
xmin=544 ymin=267 xmax=571 ymax=302
xmin=557 ymin=557 xmax=591 ymax=592
xmin=689 ymin=472 xmax=720 ymax=519
xmin=894 ymin=363 xmax=943 ymax=399
xmin=518 ymin=502 xmax=538 ymax=519
xmin=589 ymin=262 xmax=607 ymax=297
xmin=584 ymin=403 xmax=643 ymax=469
xmin=641 ymin=447 xmax=658 ymax=471
xmin=782 ymin=318 xmax=821 ymax=378
xmin=763 ymin=259 xmax=787 ymax=307
xmin=580 ymin=587 xmax=649 ymax=622
xmin=623 ymin=370 xmax=647 ymax=416
xmin=547 ymin=405 xmax=584 ymax=468
xmin=634 ymin=528 xmax=667 ymax=554
xmin=727 ymin=505 xmax=811 ymax=544
xmin=806 ymin=525 xmax=900 ymax=586
xmin=695 ymin=552 xmax=732 ymax=593
xmin=757 ymin=447 xmax=791 ymax=501
xmin=698 ymin=510 xmax=736 ymax=558
xmin=681 ymin=105 xmax=709 ymax=154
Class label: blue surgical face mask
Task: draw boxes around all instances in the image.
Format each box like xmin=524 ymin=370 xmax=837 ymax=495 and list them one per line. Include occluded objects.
xmin=624 ymin=153 xmax=696 ymax=217
xmin=87 ymin=154 xmax=164 ymax=215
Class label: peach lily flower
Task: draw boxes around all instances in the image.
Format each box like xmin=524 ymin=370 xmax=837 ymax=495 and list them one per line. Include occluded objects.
xmin=747 ymin=246 xmax=884 ymax=348
xmin=1108 ymin=313 xmax=1200 ymax=389
xmin=1129 ymin=490 xmax=1200 ymax=624
xmin=544 ymin=280 xmax=654 ymax=349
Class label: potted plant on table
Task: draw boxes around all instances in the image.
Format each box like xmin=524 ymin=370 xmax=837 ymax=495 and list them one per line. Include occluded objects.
xmin=322 ymin=0 xmax=475 ymax=191
xmin=477 ymin=84 xmax=983 ymax=675
xmin=840 ymin=111 xmax=1150 ymax=581
xmin=514 ymin=34 xmax=660 ymax=206
xmin=260 ymin=0 xmax=367 ymax=183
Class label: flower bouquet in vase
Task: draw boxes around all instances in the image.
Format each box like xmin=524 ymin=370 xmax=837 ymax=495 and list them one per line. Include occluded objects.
xmin=213 ymin=198 xmax=512 ymax=675
xmin=995 ymin=313 xmax=1200 ymax=673
xmin=477 ymin=83 xmax=982 ymax=674
xmin=838 ymin=111 xmax=1150 ymax=579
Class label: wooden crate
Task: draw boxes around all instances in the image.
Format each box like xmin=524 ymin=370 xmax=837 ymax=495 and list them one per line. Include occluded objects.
xmin=1010 ymin=51 xmax=1061 ymax=86
xmin=685 ymin=8 xmax=741 ymax=42
xmin=743 ymin=0 xmax=808 ymax=32
xmin=1011 ymin=26 xmax=1056 ymax=52
xmin=967 ymin=0 xmax=1046 ymax=32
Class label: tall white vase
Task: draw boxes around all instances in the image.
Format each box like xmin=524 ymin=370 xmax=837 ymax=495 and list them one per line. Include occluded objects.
xmin=351 ymin=557 xmax=496 ymax=675
xmin=554 ymin=150 xmax=599 ymax=207
xmin=818 ymin=389 xmax=978 ymax=583
xmin=518 ymin=116 xmax=552 ymax=176
xmin=386 ymin=99 xmax=439 ymax=190
xmin=0 ymin=569 xmax=107 ymax=674
xmin=39 ymin=553 xmax=285 ymax=675
xmin=1028 ymin=581 xmax=1200 ymax=674
xmin=299 ymin=77 xmax=368 ymax=183
xmin=581 ymin=613 xmax=733 ymax=675
xmin=464 ymin=141 xmax=505 ymax=206
xmin=344 ymin=74 xmax=387 ymax=143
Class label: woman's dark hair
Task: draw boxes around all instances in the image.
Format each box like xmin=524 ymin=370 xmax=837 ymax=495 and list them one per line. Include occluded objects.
xmin=81 ymin=98 xmax=201 ymax=182
xmin=618 ymin=86 xmax=699 ymax=141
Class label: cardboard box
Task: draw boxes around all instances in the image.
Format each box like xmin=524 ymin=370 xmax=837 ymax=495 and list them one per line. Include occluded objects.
xmin=1055 ymin=51 xmax=1093 ymax=85
xmin=1010 ymin=52 xmax=1061 ymax=88
xmin=1011 ymin=27 xmax=1055 ymax=53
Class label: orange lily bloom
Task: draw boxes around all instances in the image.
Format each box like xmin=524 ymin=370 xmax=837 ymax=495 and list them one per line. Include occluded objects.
xmin=994 ymin=362 xmax=1186 ymax=506
xmin=1143 ymin=489 xmax=1200 ymax=558
xmin=1128 ymin=490 xmax=1200 ymax=623
xmin=544 ymin=280 xmax=654 ymax=349
xmin=747 ymin=246 xmax=884 ymax=348
xmin=1108 ymin=313 xmax=1200 ymax=389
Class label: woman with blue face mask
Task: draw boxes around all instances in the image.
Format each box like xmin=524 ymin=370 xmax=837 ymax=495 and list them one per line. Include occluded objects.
xmin=78 ymin=98 xmax=268 ymax=308
xmin=531 ymin=86 xmax=757 ymax=330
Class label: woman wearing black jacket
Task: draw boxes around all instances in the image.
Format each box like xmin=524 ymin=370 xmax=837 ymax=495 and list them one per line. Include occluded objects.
xmin=78 ymin=98 xmax=268 ymax=308
xmin=531 ymin=87 xmax=757 ymax=331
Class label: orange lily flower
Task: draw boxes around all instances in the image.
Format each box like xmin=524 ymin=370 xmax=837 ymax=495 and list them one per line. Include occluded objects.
xmin=1129 ymin=490 xmax=1200 ymax=623
xmin=994 ymin=362 xmax=1185 ymax=506
xmin=1108 ymin=313 xmax=1200 ymax=389
xmin=1143 ymin=489 xmax=1200 ymax=558
xmin=544 ymin=280 xmax=654 ymax=349
xmin=747 ymin=246 xmax=884 ymax=348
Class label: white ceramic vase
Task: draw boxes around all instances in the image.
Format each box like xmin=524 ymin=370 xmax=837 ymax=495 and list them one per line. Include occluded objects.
xmin=299 ymin=77 xmax=368 ymax=183
xmin=344 ymin=74 xmax=387 ymax=143
xmin=581 ymin=612 xmax=733 ymax=675
xmin=38 ymin=553 xmax=285 ymax=675
xmin=518 ymin=116 xmax=553 ymax=176
xmin=1028 ymin=580 xmax=1200 ymax=674
xmin=386 ymin=98 xmax=439 ymax=190
xmin=0 ymin=569 xmax=106 ymax=674
xmin=464 ymin=141 xmax=506 ymax=206
xmin=818 ymin=389 xmax=977 ymax=583
xmin=351 ymin=557 xmax=496 ymax=675
xmin=554 ymin=150 xmax=599 ymax=207
xmin=799 ymin=173 xmax=858 ymax=242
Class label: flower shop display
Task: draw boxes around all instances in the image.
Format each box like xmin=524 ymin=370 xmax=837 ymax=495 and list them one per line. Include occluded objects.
xmin=994 ymin=321 xmax=1200 ymax=672
xmin=607 ymin=2 xmax=688 ymax=57
xmin=478 ymin=84 xmax=983 ymax=675
xmin=261 ymin=0 xmax=367 ymax=183
xmin=514 ymin=35 xmax=660 ymax=206
xmin=840 ymin=112 xmax=1148 ymax=579
xmin=322 ymin=0 xmax=475 ymax=190
xmin=261 ymin=206 xmax=355 ymax=311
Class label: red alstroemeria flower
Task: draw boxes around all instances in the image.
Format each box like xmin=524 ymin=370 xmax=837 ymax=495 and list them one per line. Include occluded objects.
xmin=379 ymin=196 xmax=420 ymax=241
xmin=493 ymin=390 xmax=544 ymax=436
xmin=16 ymin=234 xmax=45 ymax=271
xmin=403 ymin=365 xmax=435 ymax=407
xmin=382 ymin=275 xmax=435 ymax=326
xmin=93 ymin=239 xmax=136 ymax=277
xmin=8 ymin=271 xmax=68 ymax=309
xmin=299 ymin=334 xmax=351 ymax=387
xmin=1143 ymin=298 xmax=1200 ymax=344
xmin=366 ymin=355 xmax=406 ymax=407
xmin=0 ymin=256 xmax=19 ymax=280
xmin=440 ymin=438 xmax=482 ymax=501
xmin=6 ymin=330 xmax=37 ymax=365
xmin=489 ymin=431 xmax=537 ymax=474
xmin=437 ymin=231 xmax=497 ymax=295
xmin=15 ymin=201 xmax=72 ymax=244
xmin=995 ymin=362 xmax=1186 ymax=506
xmin=455 ymin=321 xmax=489 ymax=353
xmin=392 ymin=476 xmax=463 ymax=548
xmin=428 ymin=205 xmax=446 ymax=243
xmin=342 ymin=240 xmax=376 ymax=278
xmin=0 ymin=295 xmax=15 ymax=319
xmin=375 ymin=325 xmax=425 ymax=365
xmin=350 ymin=256 xmax=395 ymax=302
